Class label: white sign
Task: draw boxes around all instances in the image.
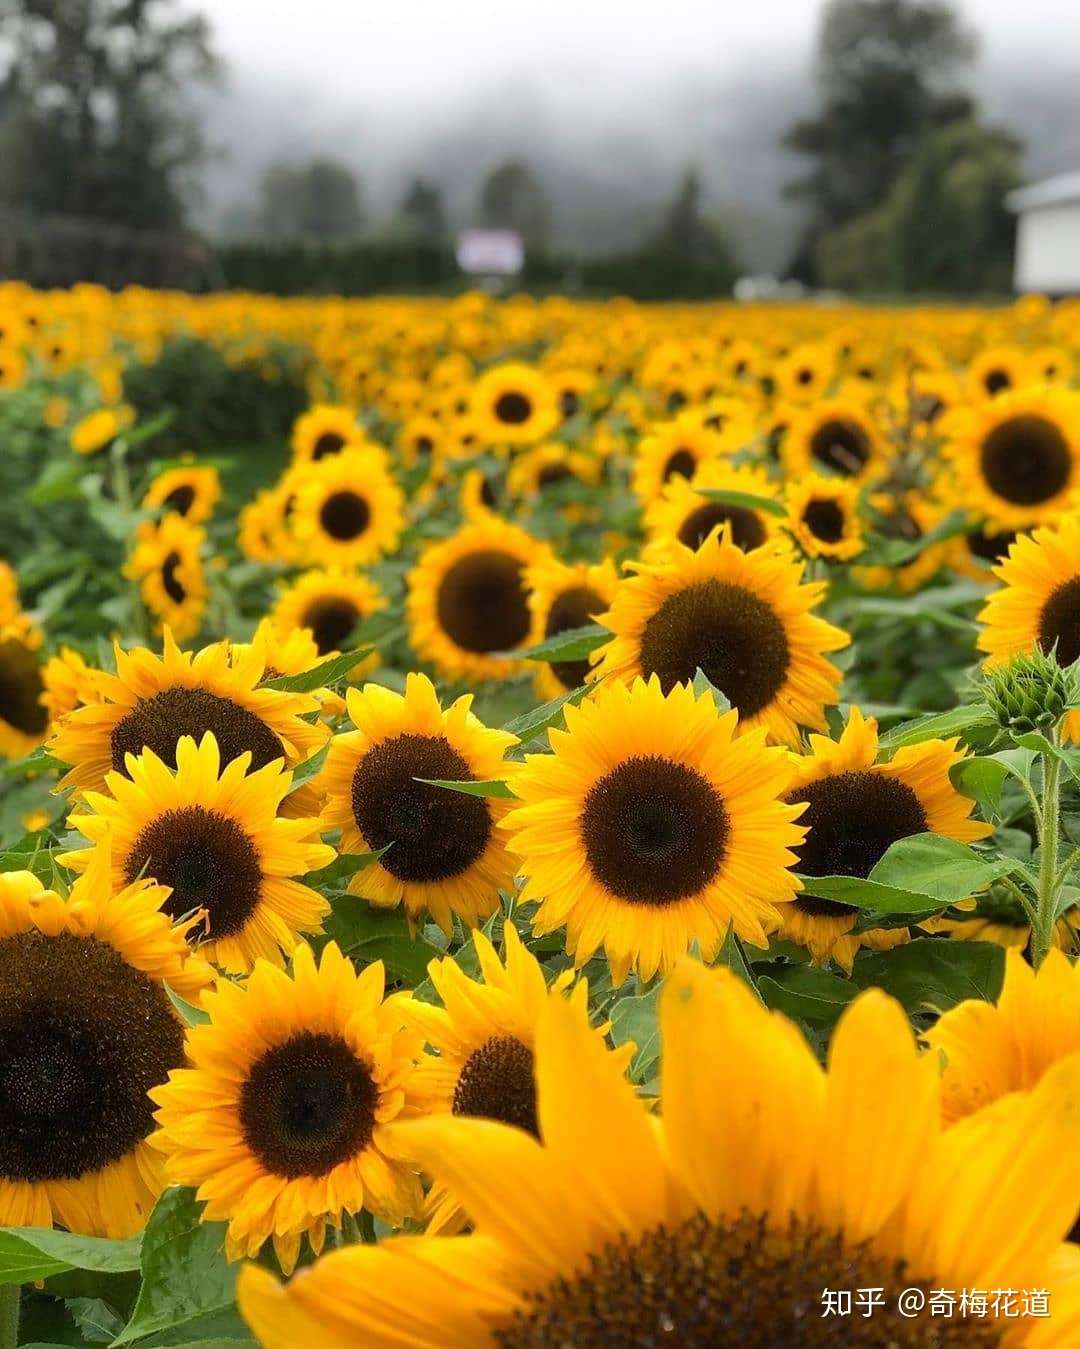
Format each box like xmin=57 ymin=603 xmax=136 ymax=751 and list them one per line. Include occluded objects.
xmin=455 ymin=230 xmax=525 ymax=277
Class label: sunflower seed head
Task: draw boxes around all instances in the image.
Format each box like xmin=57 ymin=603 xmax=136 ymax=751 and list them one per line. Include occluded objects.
xmin=982 ymin=646 xmax=1074 ymax=736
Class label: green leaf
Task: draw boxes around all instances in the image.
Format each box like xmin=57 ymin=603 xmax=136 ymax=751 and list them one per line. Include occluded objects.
xmin=304 ymin=845 xmax=390 ymax=890
xmin=878 ymin=704 xmax=994 ymax=751
xmin=65 ymin=1297 xmax=125 ymax=1344
xmin=503 ymin=684 xmax=590 ymax=747
xmin=520 ymin=623 xmax=609 ymax=664
xmin=286 ymin=743 xmax=329 ymax=794
xmin=714 ymin=924 xmax=762 ymax=1000
xmin=415 ymin=777 xmax=514 ymax=799
xmin=857 ymin=510 xmax=968 ymax=567
xmin=692 ymin=668 xmax=732 ymax=714
xmin=0 ymin=1228 xmax=141 ymax=1286
xmin=164 ymin=984 xmax=210 ymax=1028
xmin=757 ymin=966 xmax=856 ymax=1023
xmin=114 ymin=1189 xmax=236 ymax=1344
xmin=122 ymin=409 xmax=175 ymax=449
xmin=263 ymin=647 xmax=372 ymax=693
xmin=949 ymin=756 xmax=1008 ymax=819
xmin=696 ymin=487 xmax=787 ymax=518
xmin=319 ymin=895 xmax=438 ymax=987
xmin=852 ymin=938 xmax=1005 ymax=1013
xmin=27 ymin=457 xmax=88 ymax=506
xmin=609 ymin=983 xmax=660 ymax=1084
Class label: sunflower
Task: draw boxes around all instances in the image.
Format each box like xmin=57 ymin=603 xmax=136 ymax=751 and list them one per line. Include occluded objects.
xmin=41 ymin=646 xmax=99 ymax=725
xmin=151 ymin=942 xmax=427 ymax=1273
xmin=925 ymin=948 xmax=1080 ymax=1131
xmin=61 ymin=733 xmax=334 ymax=972
xmin=504 ymin=677 xmax=804 ymax=983
xmin=319 ymin=674 xmax=517 ymax=935
xmin=70 ymin=406 xmax=131 ymax=456
xmin=773 ymin=343 xmax=833 ymax=403
xmin=631 ymin=420 xmax=726 ymax=504
xmin=141 ymin=464 xmax=221 ymax=526
xmin=784 ymin=473 xmax=864 ymax=561
xmin=271 ymin=566 xmax=386 ymax=659
xmin=239 ymin=960 xmax=1080 ymax=1346
xmin=782 ymin=398 xmax=885 ymax=482
xmin=977 ymin=516 xmax=1080 ymax=742
xmin=403 ymin=923 xmax=632 ymax=1235
xmin=778 ymin=708 xmax=990 ymax=972
xmin=945 ymin=387 xmax=1080 ymax=529
xmin=592 ymin=530 xmax=849 ymax=747
xmin=290 ymin=449 xmax=405 ymax=568
xmin=967 ymin=345 xmax=1026 ymax=400
xmin=459 ymin=466 xmax=500 ymax=522
xmin=125 ymin=514 xmax=207 ymax=641
xmin=927 ymin=899 xmax=1080 ymax=956
xmin=470 ymin=363 xmax=558 ymax=449
xmin=951 ymin=518 xmax=1027 ymax=578
xmin=290 ymin=403 xmax=364 ymax=464
xmin=0 ymin=855 xmax=210 ymax=1235
xmin=0 ymin=619 xmax=48 ymax=760
xmin=49 ymin=629 xmax=327 ymax=796
xmin=853 ymin=490 xmax=950 ymax=594
xmin=524 ymin=555 xmax=618 ymax=700
xmin=407 ymin=519 xmax=548 ymax=682
xmin=506 ymin=443 xmax=601 ymax=502
xmin=643 ymin=460 xmax=782 ymax=555
xmin=396 ymin=415 xmax=445 ymax=470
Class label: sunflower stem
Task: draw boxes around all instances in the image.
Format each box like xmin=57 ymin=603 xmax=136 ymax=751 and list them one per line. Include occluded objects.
xmin=0 ymin=1284 xmax=19 ymax=1349
xmin=1032 ymin=732 xmax=1063 ymax=969
xmin=110 ymin=438 xmax=149 ymax=643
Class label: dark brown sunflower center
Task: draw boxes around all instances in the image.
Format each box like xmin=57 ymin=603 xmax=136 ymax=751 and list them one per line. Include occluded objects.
xmin=638 ymin=579 xmax=790 ymax=717
xmin=559 ymin=390 xmax=580 ymax=418
xmin=495 ymin=392 xmax=532 ymax=425
xmin=809 ymin=419 xmax=871 ymax=476
xmin=1038 ymin=576 xmax=1080 ymax=668
xmin=163 ymin=484 xmax=196 ymax=515
xmin=161 ymin=551 xmax=186 ymax=606
xmin=581 ymin=755 xmax=729 ymax=906
xmin=663 ymin=447 xmax=696 ymax=482
xmin=788 ymin=770 xmax=928 ymax=918
xmin=124 ymin=805 xmax=263 ymax=938
xmin=803 ymin=498 xmax=846 ymax=544
xmin=544 ymin=585 xmax=605 ymax=690
xmin=350 ymin=733 xmax=491 ymax=883
xmin=678 ymin=503 xmax=766 ymax=552
xmin=0 ymin=637 xmax=47 ymax=736
xmin=480 ymin=477 xmax=497 ymax=508
xmin=239 ymin=1031 xmax=377 ymax=1179
xmin=966 ymin=528 xmax=1017 ymax=564
xmin=453 ymin=1035 xmax=538 ymax=1136
xmin=302 ymin=597 xmax=360 ymax=655
xmin=984 ymin=368 xmax=1011 ymax=395
xmin=110 ymin=687 xmax=285 ymax=775
xmin=435 ymin=549 xmax=531 ymax=654
xmin=312 ymin=431 xmax=346 ymax=460
xmin=538 ymin=463 xmax=573 ymax=488
xmin=492 ymin=1212 xmax=1001 ymax=1348
xmin=319 ymin=491 xmax=371 ymax=541
xmin=979 ymin=415 xmax=1071 ymax=506
xmin=0 ymin=931 xmax=183 ymax=1183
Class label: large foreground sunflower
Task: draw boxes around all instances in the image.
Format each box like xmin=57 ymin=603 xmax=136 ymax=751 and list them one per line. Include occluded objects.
xmin=61 ymin=733 xmax=334 ymax=971
xmin=407 ymin=519 xmax=548 ymax=681
xmin=779 ymin=708 xmax=990 ymax=971
xmin=524 ymin=555 xmax=617 ymax=699
xmin=49 ymin=630 xmax=326 ymax=795
xmin=319 ymin=674 xmax=517 ymax=934
xmin=404 ymin=923 xmax=631 ymax=1234
xmin=239 ymin=961 xmax=1080 ymax=1346
xmin=0 ymin=856 xmax=210 ymax=1235
xmin=151 ymin=942 xmax=426 ymax=1273
xmin=504 ymin=677 xmax=805 ymax=982
xmin=592 ymin=530 xmax=849 ymax=746
xmin=977 ymin=516 xmax=1080 ymax=742
xmin=946 ymin=387 xmax=1080 ymax=528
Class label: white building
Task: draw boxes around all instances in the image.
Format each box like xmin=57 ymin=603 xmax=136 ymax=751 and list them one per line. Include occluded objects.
xmin=1007 ymin=172 xmax=1080 ymax=294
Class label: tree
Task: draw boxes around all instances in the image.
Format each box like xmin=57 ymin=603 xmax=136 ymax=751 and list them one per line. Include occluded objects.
xmin=477 ymin=160 xmax=551 ymax=252
xmin=815 ymin=119 xmax=1022 ymax=294
xmin=399 ymin=178 xmax=446 ymax=245
xmin=256 ymin=160 xmax=365 ymax=241
xmin=0 ymin=0 xmax=217 ymax=229
xmin=784 ymin=0 xmax=976 ymax=275
xmin=652 ymin=169 xmax=727 ymax=267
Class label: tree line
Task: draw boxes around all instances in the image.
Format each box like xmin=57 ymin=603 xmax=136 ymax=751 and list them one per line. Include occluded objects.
xmin=0 ymin=0 xmax=1022 ymax=296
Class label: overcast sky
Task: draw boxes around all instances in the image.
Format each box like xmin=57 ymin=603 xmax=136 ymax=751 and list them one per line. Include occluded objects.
xmin=205 ymin=0 xmax=1077 ymax=104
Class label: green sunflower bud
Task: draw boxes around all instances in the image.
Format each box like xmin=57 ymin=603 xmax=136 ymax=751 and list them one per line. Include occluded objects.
xmin=982 ymin=646 xmax=1073 ymax=737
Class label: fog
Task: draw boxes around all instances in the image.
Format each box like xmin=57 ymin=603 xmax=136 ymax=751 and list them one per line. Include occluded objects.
xmin=197 ymin=0 xmax=1080 ymax=270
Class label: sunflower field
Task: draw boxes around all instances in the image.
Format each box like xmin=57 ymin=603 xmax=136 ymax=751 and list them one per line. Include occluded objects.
xmin=2 ymin=280 xmax=1080 ymax=1346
